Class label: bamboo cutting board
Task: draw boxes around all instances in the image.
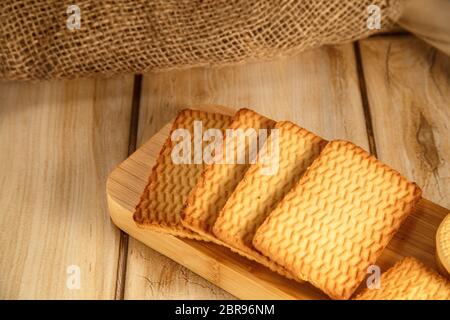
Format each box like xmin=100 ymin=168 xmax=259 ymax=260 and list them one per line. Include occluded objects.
xmin=106 ymin=105 xmax=449 ymax=300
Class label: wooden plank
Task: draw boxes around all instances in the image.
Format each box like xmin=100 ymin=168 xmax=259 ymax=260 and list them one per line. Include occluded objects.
xmin=360 ymin=36 xmax=450 ymax=212
xmin=107 ymin=105 xmax=449 ymax=299
xmin=397 ymin=0 xmax=450 ymax=56
xmin=359 ymin=35 xmax=450 ymax=268
xmin=114 ymin=75 xmax=143 ymax=300
xmin=0 ymin=77 xmax=134 ymax=299
xmin=137 ymin=44 xmax=368 ymax=146
xmin=124 ymin=43 xmax=370 ymax=299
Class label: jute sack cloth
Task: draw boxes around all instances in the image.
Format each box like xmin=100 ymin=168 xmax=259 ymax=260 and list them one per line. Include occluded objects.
xmin=0 ymin=0 xmax=403 ymax=80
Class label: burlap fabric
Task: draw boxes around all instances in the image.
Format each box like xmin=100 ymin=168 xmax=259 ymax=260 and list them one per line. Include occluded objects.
xmin=0 ymin=0 xmax=403 ymax=80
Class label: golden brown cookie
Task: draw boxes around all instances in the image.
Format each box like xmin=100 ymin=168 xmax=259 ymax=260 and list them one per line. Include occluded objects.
xmin=213 ymin=121 xmax=326 ymax=266
xmin=180 ymin=109 xmax=296 ymax=278
xmin=253 ymin=140 xmax=422 ymax=299
xmin=436 ymin=214 xmax=450 ymax=278
xmin=181 ymin=108 xmax=275 ymax=240
xmin=133 ymin=109 xmax=232 ymax=239
xmin=355 ymin=257 xmax=450 ymax=300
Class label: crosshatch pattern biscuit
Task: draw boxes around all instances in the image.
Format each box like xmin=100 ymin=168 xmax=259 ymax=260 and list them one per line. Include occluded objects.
xmin=213 ymin=121 xmax=327 ymax=257
xmin=253 ymin=140 xmax=422 ymax=300
xmin=179 ymin=109 xmax=297 ymax=279
xmin=355 ymin=257 xmax=450 ymax=300
xmin=436 ymin=214 xmax=450 ymax=278
xmin=181 ymin=108 xmax=275 ymax=241
xmin=133 ymin=109 xmax=233 ymax=239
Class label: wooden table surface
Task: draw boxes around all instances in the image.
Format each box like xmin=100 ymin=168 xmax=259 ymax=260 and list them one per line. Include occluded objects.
xmin=0 ymin=35 xmax=449 ymax=299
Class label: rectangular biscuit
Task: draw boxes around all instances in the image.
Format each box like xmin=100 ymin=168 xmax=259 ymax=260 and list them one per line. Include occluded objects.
xmin=181 ymin=108 xmax=275 ymax=241
xmin=355 ymin=257 xmax=450 ymax=300
xmin=133 ymin=109 xmax=233 ymax=239
xmin=253 ymin=140 xmax=422 ymax=299
xmin=180 ymin=109 xmax=295 ymax=278
xmin=213 ymin=121 xmax=326 ymax=262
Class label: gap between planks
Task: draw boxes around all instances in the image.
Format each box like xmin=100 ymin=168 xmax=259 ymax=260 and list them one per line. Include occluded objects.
xmin=114 ymin=74 xmax=143 ymax=300
xmin=354 ymin=41 xmax=379 ymax=157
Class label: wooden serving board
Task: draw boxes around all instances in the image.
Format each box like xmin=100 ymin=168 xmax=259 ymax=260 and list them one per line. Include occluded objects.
xmin=106 ymin=105 xmax=449 ymax=300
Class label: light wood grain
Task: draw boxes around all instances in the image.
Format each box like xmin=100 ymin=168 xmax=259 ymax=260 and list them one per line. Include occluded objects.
xmin=0 ymin=77 xmax=134 ymax=299
xmin=360 ymin=37 xmax=449 ymax=207
xmin=124 ymin=43 xmax=370 ymax=299
xmin=107 ymin=105 xmax=449 ymax=299
xmin=138 ymin=44 xmax=368 ymax=146
xmin=398 ymin=0 xmax=450 ymax=56
xmin=359 ymin=36 xmax=450 ymax=269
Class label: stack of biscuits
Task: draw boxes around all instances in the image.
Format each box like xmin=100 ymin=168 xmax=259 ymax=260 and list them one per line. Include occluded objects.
xmin=133 ymin=108 xmax=450 ymax=300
